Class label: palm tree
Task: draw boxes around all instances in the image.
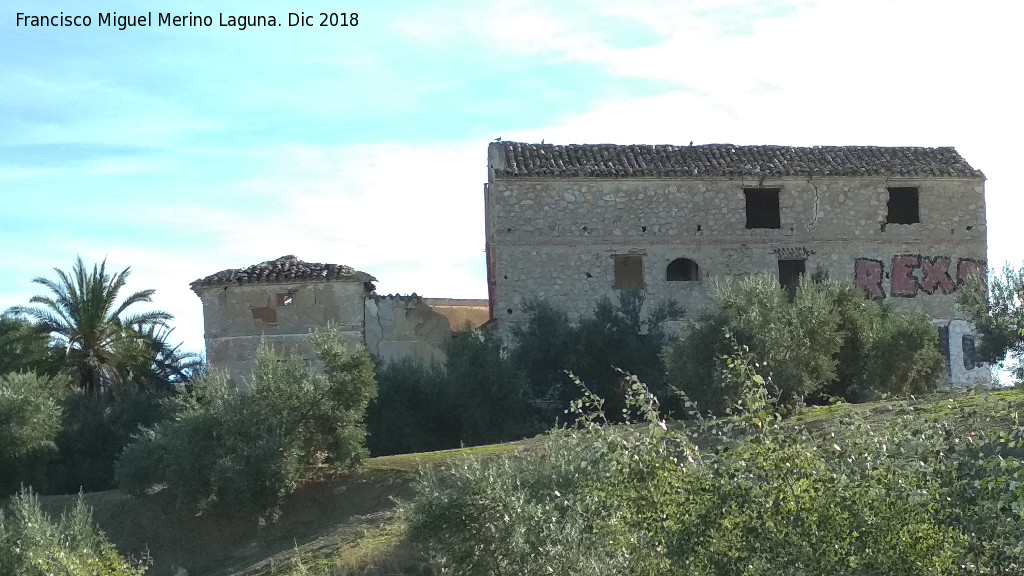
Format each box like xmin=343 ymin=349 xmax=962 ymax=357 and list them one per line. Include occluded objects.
xmin=132 ymin=324 xmax=205 ymax=389
xmin=4 ymin=257 xmax=172 ymax=399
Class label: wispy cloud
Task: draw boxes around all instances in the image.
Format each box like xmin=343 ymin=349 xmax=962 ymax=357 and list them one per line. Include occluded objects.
xmin=2 ymin=0 xmax=1020 ymax=357
xmin=10 ymin=140 xmax=493 ymax=353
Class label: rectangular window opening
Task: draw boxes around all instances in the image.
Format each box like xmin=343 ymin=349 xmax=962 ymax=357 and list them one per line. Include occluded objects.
xmin=778 ymin=259 xmax=805 ymax=300
xmin=886 ymin=187 xmax=920 ymax=224
xmin=745 ymin=188 xmax=781 ymax=229
xmin=613 ymin=254 xmax=644 ymax=290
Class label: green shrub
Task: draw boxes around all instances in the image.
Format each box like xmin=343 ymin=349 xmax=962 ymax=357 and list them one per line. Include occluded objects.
xmin=369 ymin=293 xmax=680 ymax=456
xmin=665 ymin=276 xmax=842 ymax=412
xmin=0 ymin=373 xmax=69 ymax=495
xmin=957 ymin=263 xmax=1024 ymax=381
xmin=511 ymin=290 xmax=682 ymax=418
xmin=0 ymin=488 xmax=145 ymax=576
xmin=367 ymin=330 xmax=535 ymax=456
xmin=404 ymin=423 xmax=667 ymax=576
xmin=508 ymin=300 xmax=579 ymax=403
xmin=824 ymin=282 xmax=882 ymax=400
xmin=665 ymin=277 xmax=945 ymax=412
xmin=862 ymin=307 xmax=946 ymax=396
xmin=116 ymin=327 xmax=377 ymax=520
xmin=444 ymin=330 xmax=535 ymax=445
xmin=367 ymin=358 xmax=455 ymax=456
xmin=405 ymin=363 xmax=1022 ymax=575
xmin=45 ymin=388 xmax=171 ymax=495
xmin=826 ymin=283 xmax=945 ymax=400
xmin=0 ymin=371 xmax=175 ymax=496
xmin=0 ymin=317 xmax=61 ymax=377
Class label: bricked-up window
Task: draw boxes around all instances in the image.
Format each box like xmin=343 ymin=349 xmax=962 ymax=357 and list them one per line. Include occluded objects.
xmin=745 ymin=188 xmax=781 ymax=229
xmin=887 ymin=187 xmax=920 ymax=224
xmin=614 ymin=254 xmax=644 ymax=290
xmin=666 ymin=258 xmax=699 ymax=281
xmin=778 ymin=259 xmax=805 ymax=300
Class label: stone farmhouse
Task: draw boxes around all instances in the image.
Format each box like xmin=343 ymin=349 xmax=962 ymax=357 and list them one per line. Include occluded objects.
xmin=190 ymin=255 xmax=488 ymax=383
xmin=484 ymin=142 xmax=989 ymax=386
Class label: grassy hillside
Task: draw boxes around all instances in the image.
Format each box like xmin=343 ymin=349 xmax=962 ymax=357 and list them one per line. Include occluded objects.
xmin=34 ymin=387 xmax=1024 ymax=576
xmin=36 ymin=442 xmax=526 ymax=576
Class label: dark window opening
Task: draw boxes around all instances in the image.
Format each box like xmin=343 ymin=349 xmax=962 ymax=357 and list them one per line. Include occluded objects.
xmin=887 ymin=187 xmax=920 ymax=224
xmin=745 ymin=188 xmax=781 ymax=229
xmin=666 ymin=258 xmax=699 ymax=281
xmin=938 ymin=325 xmax=951 ymax=375
xmin=614 ymin=254 xmax=644 ymax=290
xmin=251 ymin=306 xmax=277 ymax=325
xmin=276 ymin=293 xmax=294 ymax=307
xmin=962 ymin=335 xmax=983 ymax=370
xmin=778 ymin=259 xmax=805 ymax=300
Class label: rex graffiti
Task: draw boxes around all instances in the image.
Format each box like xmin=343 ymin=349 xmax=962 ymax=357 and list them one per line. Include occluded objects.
xmin=854 ymin=256 xmax=984 ymax=299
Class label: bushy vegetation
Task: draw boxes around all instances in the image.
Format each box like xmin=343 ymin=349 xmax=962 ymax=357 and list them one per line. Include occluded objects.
xmin=0 ymin=317 xmax=62 ymax=377
xmin=404 ymin=354 xmax=1024 ymax=576
xmin=373 ymin=278 xmax=948 ymax=459
xmin=0 ymin=489 xmax=145 ymax=576
xmin=367 ymin=291 xmax=680 ymax=456
xmin=0 ymin=257 xmax=201 ymax=496
xmin=665 ymin=276 xmax=945 ymax=412
xmin=0 ymin=370 xmax=174 ymax=497
xmin=511 ymin=290 xmax=682 ymax=417
xmin=117 ymin=327 xmax=377 ymax=520
xmin=368 ymin=331 xmax=532 ymax=456
xmin=0 ymin=373 xmax=70 ymax=494
xmin=46 ymin=389 xmax=172 ymax=495
xmin=958 ymin=263 xmax=1024 ymax=382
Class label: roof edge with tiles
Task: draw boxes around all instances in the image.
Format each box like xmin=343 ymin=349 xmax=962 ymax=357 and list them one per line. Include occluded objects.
xmin=190 ymin=255 xmax=377 ymax=292
xmin=488 ymin=142 xmax=984 ymax=180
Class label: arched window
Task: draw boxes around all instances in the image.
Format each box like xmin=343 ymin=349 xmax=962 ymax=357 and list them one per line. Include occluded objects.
xmin=666 ymin=258 xmax=699 ymax=282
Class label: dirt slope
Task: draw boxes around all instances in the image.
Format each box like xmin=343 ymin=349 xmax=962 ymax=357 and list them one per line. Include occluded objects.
xmin=38 ymin=465 xmax=414 ymax=575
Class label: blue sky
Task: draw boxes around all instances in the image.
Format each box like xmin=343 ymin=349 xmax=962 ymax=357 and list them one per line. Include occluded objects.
xmin=2 ymin=0 xmax=1021 ymax=355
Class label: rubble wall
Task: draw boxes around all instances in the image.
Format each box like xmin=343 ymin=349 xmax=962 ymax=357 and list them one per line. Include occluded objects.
xmin=365 ymin=296 xmax=452 ymax=365
xmin=196 ymin=281 xmax=366 ymax=384
xmin=487 ymin=176 xmax=989 ymax=385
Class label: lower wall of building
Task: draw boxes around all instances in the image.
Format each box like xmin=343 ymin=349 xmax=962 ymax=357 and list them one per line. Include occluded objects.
xmin=202 ymin=288 xmax=457 ymax=381
xmin=206 ymin=330 xmax=365 ymax=386
xmin=936 ymin=318 xmax=991 ymax=387
xmin=491 ymin=240 xmax=990 ymax=387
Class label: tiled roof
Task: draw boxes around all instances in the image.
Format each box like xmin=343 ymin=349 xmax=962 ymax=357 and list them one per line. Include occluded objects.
xmin=191 ymin=255 xmax=376 ymax=290
xmin=489 ymin=142 xmax=984 ymax=179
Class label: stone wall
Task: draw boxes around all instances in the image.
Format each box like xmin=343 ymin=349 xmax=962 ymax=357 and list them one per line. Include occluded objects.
xmin=365 ymin=295 xmax=453 ymax=365
xmin=195 ymin=281 xmax=366 ymax=384
xmin=486 ymin=175 xmax=988 ymax=385
xmin=195 ymin=280 xmax=460 ymax=382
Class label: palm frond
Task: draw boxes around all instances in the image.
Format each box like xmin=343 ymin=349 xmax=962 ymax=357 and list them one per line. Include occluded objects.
xmin=7 ymin=256 xmax=179 ymax=399
xmin=110 ymin=288 xmax=157 ymax=319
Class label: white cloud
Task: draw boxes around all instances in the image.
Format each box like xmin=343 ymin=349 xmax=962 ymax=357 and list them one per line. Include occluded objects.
xmin=5 ymin=0 xmax=1022 ymax=360
xmin=45 ymin=140 xmax=494 ymax=353
xmin=490 ymin=0 xmax=1022 ymax=270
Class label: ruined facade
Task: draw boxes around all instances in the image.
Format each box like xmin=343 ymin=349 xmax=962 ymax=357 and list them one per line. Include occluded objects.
xmin=485 ymin=142 xmax=989 ymax=385
xmin=191 ymin=256 xmax=487 ymax=383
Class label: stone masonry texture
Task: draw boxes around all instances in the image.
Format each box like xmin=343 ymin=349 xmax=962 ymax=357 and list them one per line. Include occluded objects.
xmin=191 ymin=256 xmax=464 ymax=384
xmin=485 ymin=142 xmax=989 ymax=386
